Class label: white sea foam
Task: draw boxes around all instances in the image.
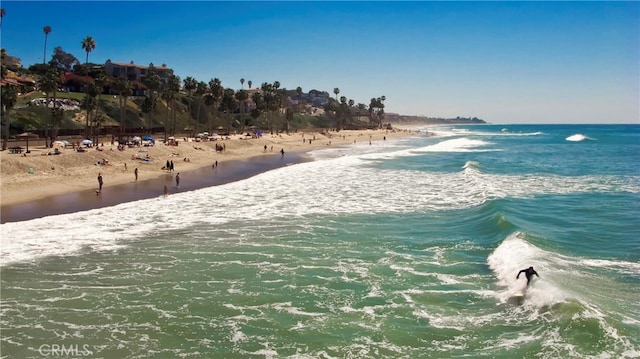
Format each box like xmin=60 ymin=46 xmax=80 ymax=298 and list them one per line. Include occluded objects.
xmin=412 ymin=137 xmax=495 ymax=153
xmin=2 ymin=136 xmax=638 ymax=265
xmin=566 ymin=133 xmax=595 ymax=142
xmin=488 ymin=232 xmax=570 ymax=307
xmin=487 ymin=230 xmax=640 ymax=333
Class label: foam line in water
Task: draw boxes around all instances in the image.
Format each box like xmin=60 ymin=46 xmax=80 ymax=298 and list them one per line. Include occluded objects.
xmin=2 ymin=140 xmax=638 ymax=265
xmin=412 ymin=137 xmax=495 ymax=153
xmin=566 ymin=133 xmax=595 ymax=142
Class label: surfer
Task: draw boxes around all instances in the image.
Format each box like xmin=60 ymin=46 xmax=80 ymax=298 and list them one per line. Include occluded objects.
xmin=516 ymin=266 xmax=539 ymax=286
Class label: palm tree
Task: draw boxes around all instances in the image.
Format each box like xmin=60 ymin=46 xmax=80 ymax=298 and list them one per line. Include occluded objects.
xmin=0 ymin=48 xmax=6 ymax=80
xmin=115 ymin=76 xmax=132 ymax=134
xmin=0 ymin=8 xmax=5 ymax=29
xmin=82 ymin=82 xmax=99 ymax=138
xmin=142 ymin=71 xmax=161 ymax=133
xmin=235 ymin=89 xmax=249 ymax=131
xmin=295 ymin=87 xmax=303 ymax=114
xmin=183 ymin=76 xmax=197 ymax=131
xmin=247 ymin=80 xmax=252 ymax=89
xmin=368 ymin=96 xmax=386 ymax=128
xmin=220 ymin=88 xmax=238 ymax=133
xmin=333 ymin=87 xmax=340 ymax=101
xmin=208 ymin=77 xmax=223 ymax=130
xmin=81 ymin=36 xmax=96 ymax=66
xmin=1 ymin=85 xmax=17 ymax=150
xmin=240 ymin=78 xmax=245 ymax=89
xmin=167 ymin=74 xmax=181 ymax=136
xmin=93 ymin=72 xmax=106 ymax=138
xmin=194 ymin=81 xmax=208 ymax=133
xmin=203 ymin=93 xmax=215 ymax=132
xmin=40 ymin=68 xmax=62 ymax=145
xmin=42 ymin=26 xmax=52 ymax=64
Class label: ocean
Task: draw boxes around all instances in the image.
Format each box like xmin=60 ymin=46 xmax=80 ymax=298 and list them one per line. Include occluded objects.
xmin=1 ymin=124 xmax=638 ymax=358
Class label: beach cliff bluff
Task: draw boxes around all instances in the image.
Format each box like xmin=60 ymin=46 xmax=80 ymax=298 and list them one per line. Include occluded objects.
xmin=392 ymin=115 xmax=486 ymax=125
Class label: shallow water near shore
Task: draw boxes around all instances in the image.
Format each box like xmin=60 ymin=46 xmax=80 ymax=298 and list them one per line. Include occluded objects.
xmin=1 ymin=124 xmax=639 ymax=358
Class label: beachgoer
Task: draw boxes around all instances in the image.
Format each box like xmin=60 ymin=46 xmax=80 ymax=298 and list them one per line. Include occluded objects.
xmin=134 ymin=167 xmax=138 ymax=181
xmin=97 ymin=173 xmax=103 ymax=193
xmin=176 ymin=173 xmax=180 ymax=187
xmin=280 ymin=148 xmax=285 ymax=157
xmin=163 ymin=184 xmax=168 ymax=197
xmin=170 ymin=160 xmax=174 ymax=172
xmin=516 ymin=266 xmax=539 ymax=286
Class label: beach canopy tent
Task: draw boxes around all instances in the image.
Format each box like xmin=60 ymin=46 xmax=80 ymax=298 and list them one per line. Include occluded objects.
xmin=142 ymin=135 xmax=155 ymax=145
xmin=17 ymin=132 xmax=38 ymax=152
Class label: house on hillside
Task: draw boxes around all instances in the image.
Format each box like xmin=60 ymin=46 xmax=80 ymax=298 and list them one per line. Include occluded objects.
xmin=304 ymin=90 xmax=330 ymax=107
xmin=62 ymin=73 xmax=93 ymax=93
xmin=1 ymin=52 xmax=22 ymax=69
xmin=104 ymin=60 xmax=174 ymax=85
xmin=239 ymin=88 xmax=261 ymax=114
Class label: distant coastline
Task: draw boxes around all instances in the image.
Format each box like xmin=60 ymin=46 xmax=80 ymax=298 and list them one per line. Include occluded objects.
xmin=393 ymin=115 xmax=487 ymax=125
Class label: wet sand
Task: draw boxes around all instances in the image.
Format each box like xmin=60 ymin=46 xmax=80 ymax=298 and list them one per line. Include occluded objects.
xmin=1 ymin=153 xmax=308 ymax=223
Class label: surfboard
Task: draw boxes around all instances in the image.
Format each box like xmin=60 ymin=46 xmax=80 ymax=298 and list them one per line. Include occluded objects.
xmin=507 ymin=290 xmax=526 ymax=305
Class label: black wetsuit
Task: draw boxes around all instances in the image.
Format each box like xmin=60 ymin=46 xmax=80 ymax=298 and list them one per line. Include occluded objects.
xmin=517 ymin=267 xmax=539 ymax=285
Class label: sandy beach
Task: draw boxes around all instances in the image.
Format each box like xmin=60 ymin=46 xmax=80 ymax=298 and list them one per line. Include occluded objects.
xmin=0 ymin=129 xmax=414 ymax=222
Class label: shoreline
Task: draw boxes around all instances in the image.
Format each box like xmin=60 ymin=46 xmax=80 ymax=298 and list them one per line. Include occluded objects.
xmin=0 ymin=152 xmax=310 ymax=223
xmin=1 ymin=129 xmax=416 ymax=223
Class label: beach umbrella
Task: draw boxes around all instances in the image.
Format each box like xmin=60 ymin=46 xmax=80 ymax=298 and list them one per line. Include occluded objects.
xmin=53 ymin=141 xmax=66 ymax=148
xmin=142 ymin=135 xmax=154 ymax=141
xmin=17 ymin=132 xmax=37 ymax=152
xmin=82 ymin=139 xmax=92 ymax=146
xmin=132 ymin=136 xmax=142 ymax=143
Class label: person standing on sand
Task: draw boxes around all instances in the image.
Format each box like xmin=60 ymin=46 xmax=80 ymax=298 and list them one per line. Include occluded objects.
xmin=134 ymin=167 xmax=138 ymax=181
xmin=97 ymin=173 xmax=103 ymax=194
xmin=176 ymin=173 xmax=180 ymax=188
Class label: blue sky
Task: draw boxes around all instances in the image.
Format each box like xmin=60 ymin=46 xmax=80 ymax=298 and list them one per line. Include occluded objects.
xmin=1 ymin=1 xmax=638 ymax=124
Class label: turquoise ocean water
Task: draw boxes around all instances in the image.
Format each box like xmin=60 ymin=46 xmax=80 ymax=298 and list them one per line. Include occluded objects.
xmin=1 ymin=124 xmax=639 ymax=358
